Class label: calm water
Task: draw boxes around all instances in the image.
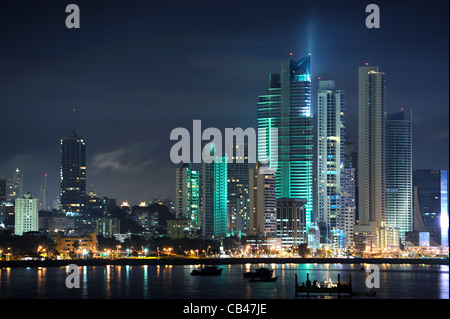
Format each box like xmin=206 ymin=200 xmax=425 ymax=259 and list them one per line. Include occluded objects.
xmin=0 ymin=263 xmax=448 ymax=299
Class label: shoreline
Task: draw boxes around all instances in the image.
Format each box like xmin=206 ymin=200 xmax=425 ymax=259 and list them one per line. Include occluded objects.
xmin=0 ymin=257 xmax=448 ymax=268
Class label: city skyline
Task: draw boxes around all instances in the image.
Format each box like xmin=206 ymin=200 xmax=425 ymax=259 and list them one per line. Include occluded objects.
xmin=0 ymin=0 xmax=448 ymax=205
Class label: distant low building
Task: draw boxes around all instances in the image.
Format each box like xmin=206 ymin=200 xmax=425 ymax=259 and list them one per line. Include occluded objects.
xmin=56 ymin=232 xmax=97 ymax=254
xmin=95 ymin=217 xmax=120 ymax=238
xmin=167 ymin=219 xmax=197 ymax=239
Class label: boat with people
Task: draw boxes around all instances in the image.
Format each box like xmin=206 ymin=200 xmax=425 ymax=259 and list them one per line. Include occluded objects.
xmin=190 ymin=266 xmax=223 ymax=276
xmin=295 ymin=273 xmax=352 ymax=297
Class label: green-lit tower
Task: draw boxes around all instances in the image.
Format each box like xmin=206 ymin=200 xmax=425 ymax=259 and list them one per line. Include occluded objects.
xmin=257 ymin=54 xmax=313 ymax=230
xmin=201 ymin=143 xmax=228 ymax=239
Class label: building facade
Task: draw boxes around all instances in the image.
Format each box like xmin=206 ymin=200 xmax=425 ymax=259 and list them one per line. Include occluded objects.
xmin=386 ymin=109 xmax=413 ymax=243
xmin=356 ymin=65 xmax=386 ymax=232
xmin=276 ymin=198 xmax=307 ymax=248
xmin=248 ymin=164 xmax=277 ymax=238
xmin=316 ymin=80 xmax=345 ymax=244
xmin=257 ymin=55 xmax=314 ymax=229
xmin=413 ymin=169 xmax=449 ymax=247
xmin=201 ymin=143 xmax=228 ymax=239
xmin=60 ymin=131 xmax=87 ymax=215
xmin=175 ymin=163 xmax=200 ymax=226
xmin=14 ymin=192 xmax=39 ymax=235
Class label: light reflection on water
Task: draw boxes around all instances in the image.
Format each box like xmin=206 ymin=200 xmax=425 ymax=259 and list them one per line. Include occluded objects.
xmin=0 ymin=263 xmax=447 ymax=299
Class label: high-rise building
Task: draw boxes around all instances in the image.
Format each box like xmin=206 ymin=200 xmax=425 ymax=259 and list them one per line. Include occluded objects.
xmin=6 ymin=168 xmax=24 ymax=203
xmin=413 ymin=169 xmax=449 ymax=247
xmin=39 ymin=173 xmax=49 ymax=212
xmin=175 ymin=163 xmax=200 ymax=226
xmin=0 ymin=179 xmax=6 ymax=203
xmin=257 ymin=54 xmax=313 ymax=229
xmin=276 ymin=198 xmax=307 ymax=248
xmin=356 ymin=65 xmax=386 ymax=235
xmin=340 ymin=167 xmax=356 ymax=247
xmin=60 ymin=131 xmax=87 ymax=215
xmin=316 ymin=80 xmax=345 ymax=243
xmin=248 ymin=164 xmax=277 ymax=238
xmin=226 ymin=141 xmax=250 ymax=237
xmin=201 ymin=143 xmax=228 ymax=239
xmin=386 ymin=109 xmax=413 ymax=243
xmin=14 ymin=192 xmax=39 ymax=235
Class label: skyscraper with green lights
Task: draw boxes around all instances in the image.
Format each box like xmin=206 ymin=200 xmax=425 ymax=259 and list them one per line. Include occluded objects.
xmin=257 ymin=54 xmax=313 ymax=230
xmin=201 ymin=143 xmax=228 ymax=239
xmin=175 ymin=163 xmax=200 ymax=227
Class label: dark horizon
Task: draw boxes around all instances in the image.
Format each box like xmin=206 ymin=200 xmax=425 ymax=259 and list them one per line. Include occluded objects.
xmin=0 ymin=0 xmax=448 ymax=205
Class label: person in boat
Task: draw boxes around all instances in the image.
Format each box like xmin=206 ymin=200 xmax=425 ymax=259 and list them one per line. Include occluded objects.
xmin=312 ymin=280 xmax=318 ymax=288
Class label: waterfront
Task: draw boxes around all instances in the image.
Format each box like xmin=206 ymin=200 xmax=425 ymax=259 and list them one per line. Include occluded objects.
xmin=0 ymin=263 xmax=447 ymax=299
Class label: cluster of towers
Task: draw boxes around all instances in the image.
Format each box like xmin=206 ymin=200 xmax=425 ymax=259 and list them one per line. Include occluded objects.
xmin=174 ymin=54 xmax=448 ymax=252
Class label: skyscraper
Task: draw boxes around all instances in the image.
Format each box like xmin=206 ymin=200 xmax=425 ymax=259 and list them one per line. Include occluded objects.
xmin=356 ymin=65 xmax=386 ymax=233
xmin=248 ymin=164 xmax=277 ymax=238
xmin=226 ymin=140 xmax=250 ymax=237
xmin=6 ymin=168 xmax=23 ymax=203
xmin=0 ymin=179 xmax=6 ymax=203
xmin=257 ymin=54 xmax=313 ymax=229
xmin=175 ymin=163 xmax=200 ymax=226
xmin=39 ymin=173 xmax=49 ymax=212
xmin=413 ymin=169 xmax=449 ymax=247
xmin=386 ymin=108 xmax=413 ymax=243
xmin=60 ymin=131 xmax=86 ymax=215
xmin=316 ymin=80 xmax=345 ymax=243
xmin=14 ymin=192 xmax=38 ymax=235
xmin=201 ymin=143 xmax=228 ymax=239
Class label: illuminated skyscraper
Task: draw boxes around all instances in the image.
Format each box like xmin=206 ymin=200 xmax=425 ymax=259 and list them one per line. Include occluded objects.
xmin=316 ymin=80 xmax=345 ymax=244
xmin=60 ymin=131 xmax=86 ymax=215
xmin=356 ymin=65 xmax=386 ymax=233
xmin=6 ymin=168 xmax=23 ymax=203
xmin=257 ymin=54 xmax=313 ymax=229
xmin=201 ymin=143 xmax=228 ymax=239
xmin=413 ymin=169 xmax=449 ymax=247
xmin=226 ymin=141 xmax=250 ymax=237
xmin=248 ymin=164 xmax=277 ymax=238
xmin=386 ymin=109 xmax=413 ymax=243
xmin=14 ymin=192 xmax=38 ymax=235
xmin=175 ymin=163 xmax=200 ymax=226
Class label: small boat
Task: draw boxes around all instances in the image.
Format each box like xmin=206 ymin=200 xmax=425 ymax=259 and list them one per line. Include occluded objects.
xmin=243 ymin=267 xmax=274 ymax=279
xmin=191 ymin=266 xmax=223 ymax=276
xmin=250 ymin=276 xmax=279 ymax=282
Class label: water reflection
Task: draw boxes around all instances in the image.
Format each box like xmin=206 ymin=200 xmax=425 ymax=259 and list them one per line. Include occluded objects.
xmin=0 ymin=263 xmax=448 ymax=299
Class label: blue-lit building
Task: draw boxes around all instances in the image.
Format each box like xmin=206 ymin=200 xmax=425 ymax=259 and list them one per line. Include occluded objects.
xmin=386 ymin=109 xmax=413 ymax=244
xmin=316 ymin=79 xmax=346 ymax=246
xmin=257 ymin=54 xmax=313 ymax=231
xmin=413 ymin=169 xmax=449 ymax=247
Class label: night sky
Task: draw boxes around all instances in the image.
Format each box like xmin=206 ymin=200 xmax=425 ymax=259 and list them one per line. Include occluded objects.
xmin=0 ymin=0 xmax=448 ymax=205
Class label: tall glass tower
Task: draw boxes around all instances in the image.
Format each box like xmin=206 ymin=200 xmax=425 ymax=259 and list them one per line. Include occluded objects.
xmin=386 ymin=109 xmax=413 ymax=243
xmin=60 ymin=130 xmax=86 ymax=215
xmin=357 ymin=65 xmax=386 ymax=229
xmin=316 ymin=80 xmax=345 ymax=243
xmin=201 ymin=143 xmax=228 ymax=239
xmin=257 ymin=54 xmax=313 ymax=229
xmin=413 ymin=169 xmax=449 ymax=247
